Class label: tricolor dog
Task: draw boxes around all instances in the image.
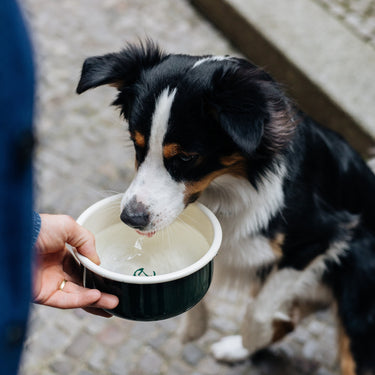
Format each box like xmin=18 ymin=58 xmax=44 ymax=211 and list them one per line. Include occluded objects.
xmin=77 ymin=41 xmax=375 ymax=375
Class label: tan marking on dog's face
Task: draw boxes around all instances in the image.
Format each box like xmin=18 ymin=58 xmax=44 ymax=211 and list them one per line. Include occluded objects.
xmin=339 ymin=323 xmax=356 ymax=375
xmin=163 ymin=143 xmax=181 ymax=159
xmin=219 ymin=153 xmax=248 ymax=177
xmin=163 ymin=143 xmax=200 ymax=162
xmin=184 ymin=170 xmax=226 ymax=205
xmin=134 ymin=131 xmax=146 ymax=148
xmin=109 ymin=81 xmax=124 ymax=89
xmin=220 ymin=153 xmax=246 ymax=167
xmin=270 ymin=233 xmax=285 ymax=258
xmin=184 ymin=154 xmax=247 ymax=205
xmin=131 ymin=131 xmax=146 ymax=170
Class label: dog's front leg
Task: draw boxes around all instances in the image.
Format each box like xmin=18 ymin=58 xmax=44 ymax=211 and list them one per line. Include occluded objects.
xmin=179 ymin=299 xmax=209 ymax=343
xmin=211 ymin=269 xmax=298 ymax=363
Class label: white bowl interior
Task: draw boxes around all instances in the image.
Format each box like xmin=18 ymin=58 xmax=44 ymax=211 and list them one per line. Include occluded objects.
xmin=75 ymin=194 xmax=222 ymax=284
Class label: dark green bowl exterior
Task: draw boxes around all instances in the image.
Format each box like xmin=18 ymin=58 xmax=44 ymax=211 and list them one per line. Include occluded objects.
xmin=84 ymin=262 xmax=213 ymax=321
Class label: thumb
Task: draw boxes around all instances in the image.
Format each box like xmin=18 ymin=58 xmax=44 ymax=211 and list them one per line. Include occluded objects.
xmin=64 ymin=216 xmax=101 ymax=265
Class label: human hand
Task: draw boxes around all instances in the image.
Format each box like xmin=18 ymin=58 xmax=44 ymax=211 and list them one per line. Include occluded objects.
xmin=33 ymin=214 xmax=119 ymax=317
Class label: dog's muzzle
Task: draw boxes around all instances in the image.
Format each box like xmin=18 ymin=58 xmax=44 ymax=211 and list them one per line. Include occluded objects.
xmin=120 ymin=196 xmax=150 ymax=230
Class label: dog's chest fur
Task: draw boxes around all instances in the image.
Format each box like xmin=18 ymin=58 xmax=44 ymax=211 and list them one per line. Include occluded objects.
xmin=199 ymin=165 xmax=286 ymax=284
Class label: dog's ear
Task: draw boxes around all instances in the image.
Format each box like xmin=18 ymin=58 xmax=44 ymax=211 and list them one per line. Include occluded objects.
xmin=76 ymin=40 xmax=165 ymax=94
xmin=208 ymin=65 xmax=269 ymax=156
xmin=209 ymin=63 xmax=294 ymax=156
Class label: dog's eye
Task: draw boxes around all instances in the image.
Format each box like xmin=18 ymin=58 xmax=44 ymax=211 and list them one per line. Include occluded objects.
xmin=177 ymin=153 xmax=198 ymax=163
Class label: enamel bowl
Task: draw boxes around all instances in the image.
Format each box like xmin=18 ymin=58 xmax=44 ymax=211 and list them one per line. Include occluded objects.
xmin=74 ymin=194 xmax=222 ymax=321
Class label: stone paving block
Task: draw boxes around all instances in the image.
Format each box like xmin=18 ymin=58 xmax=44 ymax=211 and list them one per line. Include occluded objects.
xmin=198 ymin=355 xmax=234 ymax=375
xmin=165 ymin=360 xmax=194 ymax=375
xmin=226 ymin=363 xmax=253 ymax=375
xmin=147 ymin=330 xmax=170 ymax=351
xmin=314 ymin=0 xmax=375 ymax=47
xmin=54 ymin=311 xmax=86 ymax=337
xmin=161 ymin=336 xmax=184 ymax=359
xmin=130 ymin=322 xmax=161 ymax=345
xmin=137 ymin=346 xmax=165 ymax=375
xmin=65 ymin=331 xmax=94 ymax=359
xmin=109 ymin=337 xmax=141 ymax=362
xmin=96 ymin=322 xmax=128 ymax=346
xmin=182 ymin=342 xmax=205 ymax=366
xmin=34 ymin=323 xmax=71 ymax=359
xmin=108 ymin=340 xmax=142 ymax=375
xmin=49 ymin=355 xmax=75 ymax=375
xmin=78 ymin=370 xmax=95 ymax=375
xmin=87 ymin=344 xmax=109 ymax=372
xmin=84 ymin=315 xmax=111 ymax=335
xmin=109 ymin=360 xmax=131 ymax=375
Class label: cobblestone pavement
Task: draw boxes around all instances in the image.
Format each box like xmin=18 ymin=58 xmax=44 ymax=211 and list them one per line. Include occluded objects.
xmin=17 ymin=0 xmax=371 ymax=374
xmin=314 ymin=0 xmax=375 ymax=49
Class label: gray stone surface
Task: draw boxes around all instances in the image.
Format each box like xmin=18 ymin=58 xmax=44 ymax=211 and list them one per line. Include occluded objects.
xmin=16 ymin=0 xmax=361 ymax=374
xmin=314 ymin=0 xmax=375 ymax=48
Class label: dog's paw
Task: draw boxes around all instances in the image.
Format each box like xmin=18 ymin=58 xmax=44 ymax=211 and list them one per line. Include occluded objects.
xmin=211 ymin=335 xmax=250 ymax=363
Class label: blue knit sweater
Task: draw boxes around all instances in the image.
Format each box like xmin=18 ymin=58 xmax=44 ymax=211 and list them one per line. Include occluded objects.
xmin=0 ymin=1 xmax=36 ymax=373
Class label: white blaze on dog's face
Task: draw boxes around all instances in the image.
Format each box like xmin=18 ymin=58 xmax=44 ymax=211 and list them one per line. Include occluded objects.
xmin=120 ymin=88 xmax=186 ymax=235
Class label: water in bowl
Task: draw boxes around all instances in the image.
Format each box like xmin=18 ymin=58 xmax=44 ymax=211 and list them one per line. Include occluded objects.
xmin=95 ymin=220 xmax=209 ymax=276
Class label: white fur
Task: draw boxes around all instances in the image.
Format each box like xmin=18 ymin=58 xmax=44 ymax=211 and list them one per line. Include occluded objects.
xmin=200 ymin=162 xmax=287 ymax=238
xmin=211 ymin=335 xmax=250 ymax=362
xmin=121 ymin=88 xmax=185 ymax=233
xmin=215 ymin=240 xmax=347 ymax=360
xmin=192 ymin=56 xmax=231 ymax=69
xmin=199 ymin=162 xmax=286 ymax=288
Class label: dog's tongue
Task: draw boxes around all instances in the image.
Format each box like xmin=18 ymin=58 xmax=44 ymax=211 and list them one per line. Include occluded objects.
xmin=136 ymin=230 xmax=155 ymax=238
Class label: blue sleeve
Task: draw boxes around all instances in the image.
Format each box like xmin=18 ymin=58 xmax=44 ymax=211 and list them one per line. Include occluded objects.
xmin=0 ymin=0 xmax=36 ymax=373
xmin=32 ymin=212 xmax=41 ymax=248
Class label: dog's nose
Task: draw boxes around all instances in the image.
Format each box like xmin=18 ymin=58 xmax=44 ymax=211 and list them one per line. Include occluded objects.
xmin=120 ymin=198 xmax=150 ymax=230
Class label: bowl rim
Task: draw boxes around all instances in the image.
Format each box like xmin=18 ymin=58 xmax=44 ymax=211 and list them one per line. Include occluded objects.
xmin=73 ymin=194 xmax=222 ymax=285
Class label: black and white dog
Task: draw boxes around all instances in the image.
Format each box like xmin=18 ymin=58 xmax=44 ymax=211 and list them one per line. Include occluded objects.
xmin=77 ymin=41 xmax=375 ymax=375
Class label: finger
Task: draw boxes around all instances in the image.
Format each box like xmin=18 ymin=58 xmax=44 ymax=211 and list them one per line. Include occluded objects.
xmin=48 ymin=281 xmax=119 ymax=311
xmin=88 ymin=292 xmax=119 ymax=310
xmin=63 ymin=216 xmax=100 ymax=265
xmin=63 ymin=281 xmax=119 ymax=310
xmin=46 ymin=282 xmax=102 ymax=309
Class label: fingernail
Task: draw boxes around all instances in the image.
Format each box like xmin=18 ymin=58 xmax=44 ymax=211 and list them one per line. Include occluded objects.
xmin=109 ymin=295 xmax=119 ymax=308
xmin=91 ymin=255 xmax=101 ymax=265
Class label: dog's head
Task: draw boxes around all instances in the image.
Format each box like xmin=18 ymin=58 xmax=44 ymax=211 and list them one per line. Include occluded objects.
xmin=77 ymin=41 xmax=295 ymax=235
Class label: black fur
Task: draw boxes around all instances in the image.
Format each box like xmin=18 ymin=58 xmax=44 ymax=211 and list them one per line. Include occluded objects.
xmin=77 ymin=41 xmax=375 ymax=374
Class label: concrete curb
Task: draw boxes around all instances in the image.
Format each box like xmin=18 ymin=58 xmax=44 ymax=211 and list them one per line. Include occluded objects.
xmin=190 ymin=0 xmax=375 ymax=156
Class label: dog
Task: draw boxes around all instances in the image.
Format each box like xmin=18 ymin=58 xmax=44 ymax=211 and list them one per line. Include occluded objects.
xmin=77 ymin=41 xmax=375 ymax=375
